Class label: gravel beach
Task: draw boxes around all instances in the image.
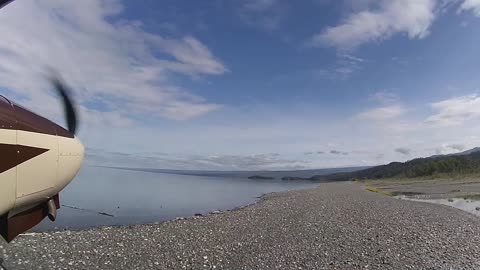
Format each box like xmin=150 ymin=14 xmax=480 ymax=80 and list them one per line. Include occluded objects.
xmin=1 ymin=182 xmax=480 ymax=270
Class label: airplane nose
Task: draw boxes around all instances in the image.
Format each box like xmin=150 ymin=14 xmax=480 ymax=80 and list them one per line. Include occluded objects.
xmin=57 ymin=136 xmax=84 ymax=192
xmin=60 ymin=136 xmax=84 ymax=157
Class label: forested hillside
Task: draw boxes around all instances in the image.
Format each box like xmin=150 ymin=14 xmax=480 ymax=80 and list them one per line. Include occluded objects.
xmin=311 ymin=150 xmax=480 ymax=181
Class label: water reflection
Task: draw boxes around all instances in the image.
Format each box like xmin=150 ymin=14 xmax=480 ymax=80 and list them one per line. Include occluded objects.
xmin=34 ymin=166 xmax=317 ymax=231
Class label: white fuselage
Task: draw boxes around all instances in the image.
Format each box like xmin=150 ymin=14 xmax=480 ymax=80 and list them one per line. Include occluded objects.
xmin=0 ymin=95 xmax=84 ymax=241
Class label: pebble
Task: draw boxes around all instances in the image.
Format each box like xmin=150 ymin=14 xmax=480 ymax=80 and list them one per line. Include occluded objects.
xmin=1 ymin=182 xmax=479 ymax=269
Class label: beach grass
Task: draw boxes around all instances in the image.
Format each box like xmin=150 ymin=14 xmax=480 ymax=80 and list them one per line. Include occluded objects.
xmin=458 ymin=194 xmax=480 ymax=201
xmin=365 ymin=184 xmax=393 ymax=196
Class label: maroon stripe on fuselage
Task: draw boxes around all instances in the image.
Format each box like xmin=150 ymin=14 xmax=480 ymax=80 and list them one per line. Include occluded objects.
xmin=0 ymin=95 xmax=15 ymax=130
xmin=0 ymin=143 xmax=49 ymax=174
xmin=0 ymin=95 xmax=73 ymax=138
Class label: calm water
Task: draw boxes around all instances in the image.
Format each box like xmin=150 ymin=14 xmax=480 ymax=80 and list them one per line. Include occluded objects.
xmin=34 ymin=166 xmax=317 ymax=231
xmin=396 ymin=195 xmax=480 ymax=217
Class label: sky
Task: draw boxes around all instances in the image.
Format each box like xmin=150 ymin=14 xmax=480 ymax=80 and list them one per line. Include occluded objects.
xmin=1 ymin=0 xmax=480 ymax=170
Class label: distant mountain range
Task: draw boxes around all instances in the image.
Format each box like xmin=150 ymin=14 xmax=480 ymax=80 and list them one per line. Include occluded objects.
xmin=429 ymin=147 xmax=480 ymax=158
xmin=312 ymin=147 xmax=480 ymax=181
xmin=102 ymin=147 xmax=480 ymax=182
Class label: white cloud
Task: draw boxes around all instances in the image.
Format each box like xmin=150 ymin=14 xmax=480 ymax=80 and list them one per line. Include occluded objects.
xmin=357 ymin=105 xmax=405 ymax=121
xmin=78 ymin=98 xmax=480 ymax=170
xmin=459 ymin=0 xmax=480 ymax=16
xmin=310 ymin=0 xmax=480 ymax=50
xmin=425 ymin=94 xmax=480 ymax=126
xmin=334 ymin=53 xmax=366 ymax=75
xmin=0 ymin=0 xmax=227 ymax=127
xmin=431 ymin=143 xmax=467 ymax=155
xmin=311 ymin=0 xmax=436 ymax=50
xmin=448 ymin=143 xmax=466 ymax=151
xmin=191 ymin=153 xmax=309 ymax=170
xmin=339 ymin=53 xmax=366 ymax=63
xmin=87 ymin=149 xmax=310 ymax=170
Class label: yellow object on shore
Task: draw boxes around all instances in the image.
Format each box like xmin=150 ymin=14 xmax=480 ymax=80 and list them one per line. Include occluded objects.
xmin=365 ymin=184 xmax=393 ymax=196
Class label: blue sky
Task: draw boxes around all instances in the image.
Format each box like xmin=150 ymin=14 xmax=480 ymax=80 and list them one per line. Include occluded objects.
xmin=1 ymin=0 xmax=480 ymax=170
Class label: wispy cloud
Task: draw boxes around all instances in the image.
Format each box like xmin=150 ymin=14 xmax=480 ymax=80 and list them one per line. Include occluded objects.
xmin=310 ymin=0 xmax=436 ymax=50
xmin=447 ymin=143 xmax=466 ymax=151
xmin=0 ymin=0 xmax=227 ymax=127
xmin=87 ymin=149 xmax=310 ymax=170
xmin=357 ymin=105 xmax=405 ymax=121
xmin=369 ymin=90 xmax=399 ymax=104
xmin=339 ymin=53 xmax=366 ymax=63
xmin=425 ymin=94 xmax=480 ymax=126
xmin=459 ymin=0 xmax=480 ymax=16
xmin=309 ymin=0 xmax=480 ymax=51
xmin=335 ymin=53 xmax=367 ymax=75
xmin=430 ymin=143 xmax=467 ymax=155
xmin=191 ymin=153 xmax=308 ymax=170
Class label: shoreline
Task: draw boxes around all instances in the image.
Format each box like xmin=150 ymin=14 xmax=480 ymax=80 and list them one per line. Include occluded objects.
xmin=27 ymin=178 xmax=480 ymax=236
xmin=28 ymin=179 xmax=480 ymax=235
xmin=30 ymin=184 xmax=319 ymax=234
xmin=3 ymin=181 xmax=480 ymax=269
xmin=362 ymin=178 xmax=480 ymax=217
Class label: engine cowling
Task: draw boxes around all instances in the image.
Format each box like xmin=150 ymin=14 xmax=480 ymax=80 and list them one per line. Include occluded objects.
xmin=0 ymin=95 xmax=84 ymax=242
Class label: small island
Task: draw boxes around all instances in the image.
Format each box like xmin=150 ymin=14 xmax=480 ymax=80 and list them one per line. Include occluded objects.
xmin=248 ymin=175 xmax=275 ymax=180
xmin=281 ymin=176 xmax=309 ymax=181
